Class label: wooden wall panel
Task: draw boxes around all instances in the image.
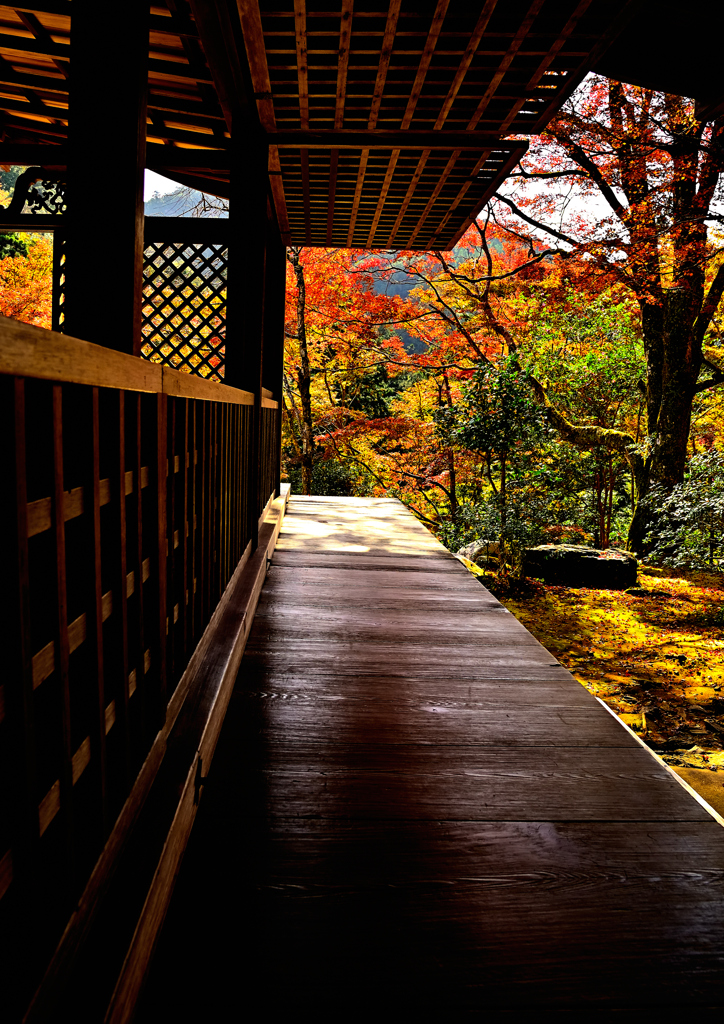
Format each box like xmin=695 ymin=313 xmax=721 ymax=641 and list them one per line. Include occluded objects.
xmin=0 ymin=354 xmax=278 ymax=1015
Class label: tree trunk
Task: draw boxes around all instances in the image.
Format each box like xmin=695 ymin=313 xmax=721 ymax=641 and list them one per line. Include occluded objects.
xmin=499 ymin=454 xmax=507 ymax=571
xmin=288 ymin=249 xmax=314 ymax=495
xmin=441 ymin=370 xmax=458 ymax=523
xmin=628 ymin=286 xmax=702 ymax=551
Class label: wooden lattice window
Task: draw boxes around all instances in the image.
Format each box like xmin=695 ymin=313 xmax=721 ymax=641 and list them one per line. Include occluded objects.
xmin=141 ymin=241 xmax=227 ymax=381
xmin=51 ymin=231 xmax=66 ymax=332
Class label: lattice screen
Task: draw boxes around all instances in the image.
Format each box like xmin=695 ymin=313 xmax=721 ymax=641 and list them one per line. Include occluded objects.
xmin=51 ymin=231 xmax=66 ymax=333
xmin=141 ymin=241 xmax=227 ymax=381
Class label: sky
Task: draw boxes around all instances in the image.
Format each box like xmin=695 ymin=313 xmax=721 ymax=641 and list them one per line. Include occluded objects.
xmin=144 ymin=169 xmax=182 ymax=201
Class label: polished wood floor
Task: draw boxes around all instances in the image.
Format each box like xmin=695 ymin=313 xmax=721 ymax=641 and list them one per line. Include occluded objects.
xmin=138 ymin=496 xmax=724 ymax=1016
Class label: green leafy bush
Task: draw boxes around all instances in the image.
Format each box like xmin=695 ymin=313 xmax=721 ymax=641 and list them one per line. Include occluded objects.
xmin=644 ymin=449 xmax=724 ymax=569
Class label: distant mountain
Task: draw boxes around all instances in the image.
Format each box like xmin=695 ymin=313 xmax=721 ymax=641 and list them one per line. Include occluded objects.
xmin=144 ymin=186 xmax=228 ymax=218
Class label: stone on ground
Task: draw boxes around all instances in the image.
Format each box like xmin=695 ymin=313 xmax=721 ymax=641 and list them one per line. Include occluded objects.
xmin=523 ymin=544 xmax=637 ymax=589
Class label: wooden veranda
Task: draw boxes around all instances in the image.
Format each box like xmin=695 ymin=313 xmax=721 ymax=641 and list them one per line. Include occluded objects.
xmin=1 ymin=1 xmax=723 ymax=1020
xmin=140 ymin=496 xmax=724 ymax=1015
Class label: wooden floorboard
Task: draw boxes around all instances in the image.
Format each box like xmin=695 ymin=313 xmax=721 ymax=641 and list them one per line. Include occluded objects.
xmin=136 ymin=496 xmax=724 ymax=1015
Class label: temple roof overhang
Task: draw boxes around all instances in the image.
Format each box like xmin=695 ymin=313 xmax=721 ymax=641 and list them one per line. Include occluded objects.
xmin=0 ymin=1 xmax=719 ymax=249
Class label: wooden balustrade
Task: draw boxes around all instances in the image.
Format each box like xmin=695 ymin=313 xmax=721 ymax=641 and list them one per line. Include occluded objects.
xmin=0 ymin=316 xmax=280 ymax=1017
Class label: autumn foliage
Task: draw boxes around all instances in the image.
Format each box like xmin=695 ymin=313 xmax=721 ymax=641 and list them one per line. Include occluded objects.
xmin=0 ymin=233 xmax=52 ymax=328
xmin=283 ymin=75 xmax=724 ymax=562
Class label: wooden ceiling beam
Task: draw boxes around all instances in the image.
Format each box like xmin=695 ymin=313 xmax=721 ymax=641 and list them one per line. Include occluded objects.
xmin=0 ymin=96 xmax=65 ymax=122
xmin=147 ymin=94 xmax=224 ymax=121
xmin=439 ymin=144 xmax=530 ymax=249
xmin=400 ymin=0 xmax=449 ymax=130
xmin=147 ymin=107 xmax=225 ymax=133
xmin=325 ymin=0 xmax=353 ymax=242
xmin=293 ymin=0 xmax=309 ymax=128
xmin=145 ymin=142 xmax=230 ymax=168
xmin=147 ymin=57 xmax=213 ymax=83
xmin=0 ymin=62 xmax=68 ymax=95
xmin=0 ymin=115 xmax=66 ymax=141
xmin=0 ymin=141 xmax=66 ymax=163
xmin=366 ymin=148 xmax=399 ymax=247
xmin=268 ymin=130 xmax=525 ymax=151
xmin=184 ymin=0 xmax=259 ymax=134
xmin=148 ymin=11 xmax=200 ymax=39
xmin=406 ymin=148 xmax=461 ymax=246
xmin=433 ymin=0 xmax=497 ymax=131
xmin=497 ymin=0 xmax=593 ymax=135
xmin=388 ymin=149 xmax=429 ymax=243
xmin=300 ymin=146 xmax=311 ymax=242
xmin=268 ymin=144 xmax=291 ymax=244
xmin=16 ymin=9 xmax=61 ymax=49
xmin=368 ymin=0 xmax=400 ymax=130
xmin=467 ymin=0 xmax=545 ymax=131
xmin=147 ymin=121 xmax=228 ymax=147
xmin=346 ymin=147 xmax=369 ymax=245
xmin=529 ymin=0 xmax=641 ymax=134
xmin=236 ymin=0 xmax=276 ymax=130
xmin=334 ymin=0 xmax=353 ymax=129
xmin=184 ymin=0 xmax=232 ymax=130
xmin=167 ymin=1 xmax=208 ymax=74
xmin=326 ymin=146 xmax=338 ymax=244
xmin=5 ymin=2 xmax=70 ymax=17
xmin=0 ymin=33 xmax=69 ymax=62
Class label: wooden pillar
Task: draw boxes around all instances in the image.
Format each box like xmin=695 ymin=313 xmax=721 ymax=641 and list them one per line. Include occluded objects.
xmin=64 ymin=0 xmax=148 ymax=353
xmin=226 ymin=134 xmax=269 ymax=548
xmin=262 ymin=232 xmax=286 ymax=496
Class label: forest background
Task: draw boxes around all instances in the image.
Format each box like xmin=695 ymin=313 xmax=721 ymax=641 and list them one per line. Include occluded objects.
xmin=283 ymin=77 xmax=724 ymax=574
xmin=3 ymin=76 xmax=724 ymax=569
xmin=278 ymin=77 xmax=724 ymax=795
xmin=4 ymin=76 xmax=724 ymax=788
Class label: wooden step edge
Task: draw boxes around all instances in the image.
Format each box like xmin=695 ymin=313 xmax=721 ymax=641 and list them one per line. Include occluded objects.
xmin=594 ymin=696 xmax=724 ymax=828
xmin=22 ymin=492 xmax=288 ymax=1024
xmin=104 ymin=500 xmax=287 ymax=1023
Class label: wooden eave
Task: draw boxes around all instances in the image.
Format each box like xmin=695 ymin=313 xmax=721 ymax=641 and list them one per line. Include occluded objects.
xmin=0 ymin=0 xmax=637 ymax=250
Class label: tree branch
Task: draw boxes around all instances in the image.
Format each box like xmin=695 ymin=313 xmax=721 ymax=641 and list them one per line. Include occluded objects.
xmin=693 ymin=262 xmax=724 ymax=347
xmin=528 ymin=373 xmax=636 ymax=452
xmin=558 ymin=138 xmax=627 ymax=219
xmin=508 ymin=167 xmax=589 ymax=180
xmin=493 ymin=193 xmax=581 ymax=247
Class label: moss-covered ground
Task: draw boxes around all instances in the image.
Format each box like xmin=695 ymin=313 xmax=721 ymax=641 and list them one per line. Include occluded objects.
xmin=470 ymin=562 xmax=724 ymax=816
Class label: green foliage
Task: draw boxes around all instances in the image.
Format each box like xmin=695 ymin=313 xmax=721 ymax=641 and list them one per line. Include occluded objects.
xmin=0 ymin=165 xmax=21 ymax=194
xmin=644 ymin=449 xmax=724 ymax=569
xmin=447 ymin=487 xmax=550 ymax=558
xmin=452 ymin=357 xmax=546 ymax=461
xmin=445 ymin=359 xmax=549 ymax=569
xmin=523 ymin=299 xmax=645 ymax=548
xmin=0 ymin=232 xmax=29 ymax=260
xmin=285 ymin=457 xmax=362 ymax=496
xmin=437 ymin=502 xmax=493 ymax=552
xmin=339 ymin=362 xmax=401 ymax=419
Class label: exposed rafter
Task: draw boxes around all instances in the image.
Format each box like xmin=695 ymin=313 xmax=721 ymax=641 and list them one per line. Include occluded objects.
xmin=0 ymin=0 xmax=640 ymax=249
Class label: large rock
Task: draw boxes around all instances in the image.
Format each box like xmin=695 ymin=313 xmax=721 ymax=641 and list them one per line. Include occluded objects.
xmin=522 ymin=544 xmax=637 ymax=589
xmin=457 ymin=538 xmax=500 ymax=563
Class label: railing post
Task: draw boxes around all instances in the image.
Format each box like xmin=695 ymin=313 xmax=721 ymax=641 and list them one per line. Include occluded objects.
xmin=64 ymin=0 xmax=148 ymax=352
xmin=4 ymin=378 xmax=38 ymax=886
xmin=226 ymin=134 xmax=269 ymax=549
xmin=155 ymin=394 xmax=168 ymax=722
xmin=263 ymin=232 xmax=286 ymax=497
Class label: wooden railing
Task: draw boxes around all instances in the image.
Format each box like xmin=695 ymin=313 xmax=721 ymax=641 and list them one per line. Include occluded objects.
xmin=0 ymin=315 xmax=280 ymax=1018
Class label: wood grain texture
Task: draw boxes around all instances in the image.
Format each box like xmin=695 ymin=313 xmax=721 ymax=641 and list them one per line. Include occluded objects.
xmin=0 ymin=316 xmax=254 ymax=406
xmin=0 ymin=2 xmax=632 ymax=250
xmin=23 ymin=492 xmax=290 ymax=1024
xmin=138 ymin=496 xmax=724 ymax=1017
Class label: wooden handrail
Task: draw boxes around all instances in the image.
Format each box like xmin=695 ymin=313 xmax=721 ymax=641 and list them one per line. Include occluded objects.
xmin=0 ymin=316 xmax=278 ymax=408
xmin=143 ymin=216 xmax=230 ymax=243
xmin=1 ymin=335 xmax=283 ymax=1017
